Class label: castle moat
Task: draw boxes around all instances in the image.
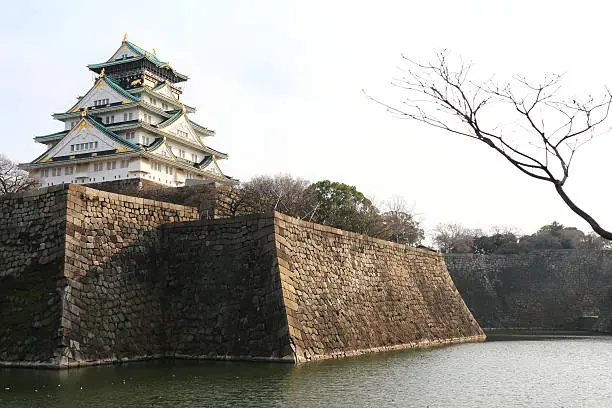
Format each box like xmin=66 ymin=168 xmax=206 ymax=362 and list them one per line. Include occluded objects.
xmin=1 ymin=335 xmax=611 ymax=408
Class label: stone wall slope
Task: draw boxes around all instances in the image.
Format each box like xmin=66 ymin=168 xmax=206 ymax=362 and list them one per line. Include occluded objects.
xmin=273 ymin=213 xmax=485 ymax=362
xmin=446 ymin=251 xmax=612 ymax=331
xmin=1 ymin=185 xmax=485 ymax=367
xmin=0 ymin=185 xmax=69 ymax=363
xmin=161 ymin=216 xmax=293 ymax=361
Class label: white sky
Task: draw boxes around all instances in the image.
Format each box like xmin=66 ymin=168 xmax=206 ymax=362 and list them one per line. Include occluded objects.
xmin=1 ymin=0 xmax=610 ymax=237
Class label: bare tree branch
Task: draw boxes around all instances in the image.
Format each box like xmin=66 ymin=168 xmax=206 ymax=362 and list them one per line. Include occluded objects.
xmin=366 ymin=51 xmax=612 ymax=239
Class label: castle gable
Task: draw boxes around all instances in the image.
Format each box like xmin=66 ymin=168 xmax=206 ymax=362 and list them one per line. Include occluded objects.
xmin=199 ymin=155 xmax=224 ymax=176
xmin=158 ymin=111 xmax=201 ymax=145
xmin=32 ymin=118 xmax=140 ymax=163
xmin=67 ymin=77 xmax=139 ymax=113
xmin=108 ymin=43 xmax=140 ymax=62
xmin=152 ymin=82 xmax=178 ymax=100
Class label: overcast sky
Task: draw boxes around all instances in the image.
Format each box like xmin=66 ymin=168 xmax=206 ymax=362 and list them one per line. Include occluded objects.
xmin=2 ymin=0 xmax=611 ymax=237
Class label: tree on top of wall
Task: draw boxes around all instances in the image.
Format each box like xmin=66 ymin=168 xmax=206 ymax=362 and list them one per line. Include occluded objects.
xmin=0 ymin=154 xmax=38 ymax=196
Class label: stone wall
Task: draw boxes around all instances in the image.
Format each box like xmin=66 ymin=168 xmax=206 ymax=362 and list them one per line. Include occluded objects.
xmin=61 ymin=185 xmax=199 ymax=366
xmin=446 ymin=251 xmax=612 ymax=331
xmin=161 ymin=216 xmax=292 ymax=361
xmin=272 ymin=213 xmax=484 ymax=362
xmin=0 ymin=186 xmax=68 ymax=363
xmin=1 ymin=186 xmax=484 ymax=367
xmin=87 ymin=178 xmax=232 ymax=219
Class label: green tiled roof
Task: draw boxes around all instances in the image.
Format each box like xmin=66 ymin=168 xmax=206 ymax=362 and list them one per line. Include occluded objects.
xmin=88 ymin=41 xmax=189 ymax=81
xmin=103 ymin=75 xmax=140 ymax=102
xmin=123 ymin=41 xmax=166 ymax=65
xmin=86 ymin=117 xmax=142 ymax=151
xmin=34 ymin=129 xmax=69 ymax=141
xmin=200 ymin=145 xmax=228 ymax=159
xmin=158 ymin=110 xmax=214 ymax=134
xmin=156 ymin=110 xmax=183 ymax=128
xmin=188 ymin=118 xmax=214 ymax=134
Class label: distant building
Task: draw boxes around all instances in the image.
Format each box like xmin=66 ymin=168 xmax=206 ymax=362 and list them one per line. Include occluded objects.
xmin=21 ymin=34 xmax=232 ymax=187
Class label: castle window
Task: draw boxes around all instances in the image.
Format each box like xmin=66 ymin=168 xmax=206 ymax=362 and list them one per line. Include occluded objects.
xmin=124 ymin=113 xmax=128 ymax=121
xmin=70 ymin=121 xmax=75 ymax=129
xmin=71 ymin=145 xmax=74 ymax=152
xmin=94 ymin=162 xmax=104 ymax=172
xmin=106 ymin=161 xmax=117 ymax=170
xmin=41 ymin=169 xmax=49 ymax=177
xmin=51 ymin=168 xmax=61 ymax=177
xmin=64 ymin=167 xmax=74 ymax=175
xmin=120 ymin=160 xmax=129 ymax=168
xmin=129 ymin=112 xmax=133 ymax=120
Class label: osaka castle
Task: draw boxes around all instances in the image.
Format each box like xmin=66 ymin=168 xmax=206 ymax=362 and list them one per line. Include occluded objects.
xmin=21 ymin=34 xmax=232 ymax=187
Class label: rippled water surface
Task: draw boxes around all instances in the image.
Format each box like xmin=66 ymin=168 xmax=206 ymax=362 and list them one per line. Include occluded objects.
xmin=1 ymin=336 xmax=611 ymax=407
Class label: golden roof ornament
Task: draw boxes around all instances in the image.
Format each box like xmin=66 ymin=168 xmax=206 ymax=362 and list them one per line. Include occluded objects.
xmin=81 ymin=106 xmax=88 ymax=117
xmin=153 ymin=48 xmax=157 ymax=56
xmin=100 ymin=68 xmax=105 ymax=78
xmin=123 ymin=32 xmax=128 ymax=42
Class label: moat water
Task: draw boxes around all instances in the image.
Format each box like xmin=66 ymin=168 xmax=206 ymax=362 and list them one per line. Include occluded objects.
xmin=1 ymin=334 xmax=611 ymax=407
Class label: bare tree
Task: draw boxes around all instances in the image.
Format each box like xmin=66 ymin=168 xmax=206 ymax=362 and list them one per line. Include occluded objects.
xmin=242 ymin=174 xmax=315 ymax=219
xmin=0 ymin=154 xmax=38 ymax=196
xmin=380 ymin=196 xmax=424 ymax=245
xmin=371 ymin=51 xmax=612 ymax=239
xmin=433 ymin=222 xmax=481 ymax=253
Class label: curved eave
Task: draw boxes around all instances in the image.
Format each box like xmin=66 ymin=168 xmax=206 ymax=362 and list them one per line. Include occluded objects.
xmin=144 ymin=136 xmax=166 ymax=152
xmin=128 ymin=87 xmax=196 ymax=113
xmin=156 ymin=110 xmax=183 ymax=128
xmin=88 ymin=54 xmax=189 ymax=81
xmin=201 ymin=146 xmax=227 ymax=159
xmin=65 ymin=76 xmax=139 ymax=114
xmin=53 ymin=101 xmax=171 ymax=120
xmin=86 ymin=117 xmax=143 ymax=151
xmin=102 ymin=76 xmax=140 ymax=102
xmin=23 ymin=150 xmax=140 ymax=168
xmin=34 ymin=130 xmax=69 ymax=143
xmin=188 ymin=119 xmax=215 ymax=137
xmin=140 ymin=152 xmax=229 ymax=181
xmin=54 ymin=102 xmax=139 ymax=119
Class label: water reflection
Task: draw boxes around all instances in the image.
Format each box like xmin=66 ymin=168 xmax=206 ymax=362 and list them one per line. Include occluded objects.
xmin=1 ymin=337 xmax=611 ymax=407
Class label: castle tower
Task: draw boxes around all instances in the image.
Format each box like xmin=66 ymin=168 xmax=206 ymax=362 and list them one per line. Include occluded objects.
xmin=21 ymin=34 xmax=232 ymax=187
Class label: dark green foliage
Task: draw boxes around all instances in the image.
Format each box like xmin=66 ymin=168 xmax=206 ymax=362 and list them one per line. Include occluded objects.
xmin=306 ymin=180 xmax=380 ymax=236
xmin=237 ymin=176 xmax=424 ymax=245
xmin=474 ymin=233 xmax=519 ymax=254
xmin=447 ymin=221 xmax=612 ymax=254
